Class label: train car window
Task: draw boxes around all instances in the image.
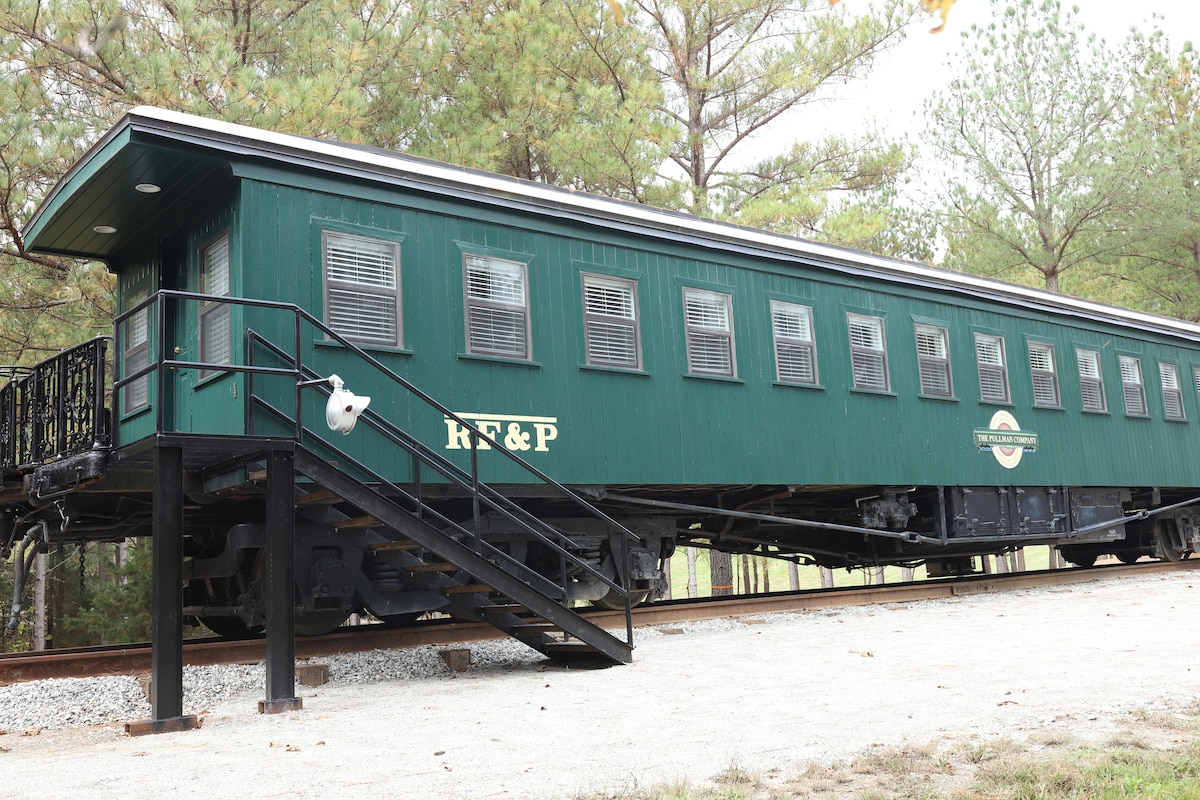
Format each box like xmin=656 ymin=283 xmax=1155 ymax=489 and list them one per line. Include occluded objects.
xmin=464 ymin=253 xmax=531 ymax=360
xmin=581 ymin=273 xmax=641 ymax=370
xmin=1027 ymin=341 xmax=1060 ymax=407
xmin=1076 ymin=348 xmax=1106 ymax=412
xmin=974 ymin=333 xmax=1010 ymax=403
xmin=914 ymin=323 xmax=952 ymax=397
xmin=323 ymin=231 xmax=401 ymax=348
xmin=847 ymin=313 xmax=889 ymax=391
xmin=1160 ymin=362 xmax=1185 ymax=420
xmin=683 ymin=287 xmax=735 ymax=377
xmin=199 ymin=232 xmax=231 ymax=378
xmin=1119 ymin=355 xmax=1147 ymax=416
xmin=771 ymin=300 xmax=817 ymax=386
xmin=122 ymin=289 xmax=149 ymax=412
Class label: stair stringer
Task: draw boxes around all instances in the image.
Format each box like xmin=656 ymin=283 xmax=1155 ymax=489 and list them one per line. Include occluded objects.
xmin=293 ymin=447 xmax=633 ymax=665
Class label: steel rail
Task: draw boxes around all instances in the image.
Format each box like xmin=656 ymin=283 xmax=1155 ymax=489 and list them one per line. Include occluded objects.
xmin=3 ymin=559 xmax=1197 ymax=686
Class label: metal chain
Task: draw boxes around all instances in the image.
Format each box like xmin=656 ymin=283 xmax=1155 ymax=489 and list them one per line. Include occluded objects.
xmin=78 ymin=542 xmax=86 ymax=595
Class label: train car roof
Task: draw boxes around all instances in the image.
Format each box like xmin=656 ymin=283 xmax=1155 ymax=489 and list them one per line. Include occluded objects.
xmin=23 ymin=105 xmax=1200 ymax=344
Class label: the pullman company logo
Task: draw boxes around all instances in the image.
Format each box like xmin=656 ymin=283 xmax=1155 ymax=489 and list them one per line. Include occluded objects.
xmin=973 ymin=410 xmax=1038 ymax=469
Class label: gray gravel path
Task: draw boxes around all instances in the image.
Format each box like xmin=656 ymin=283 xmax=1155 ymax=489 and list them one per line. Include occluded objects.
xmin=1 ymin=571 xmax=1197 ymax=799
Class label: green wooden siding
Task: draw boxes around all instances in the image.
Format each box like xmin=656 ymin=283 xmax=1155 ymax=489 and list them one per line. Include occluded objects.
xmin=120 ymin=170 xmax=1200 ymax=492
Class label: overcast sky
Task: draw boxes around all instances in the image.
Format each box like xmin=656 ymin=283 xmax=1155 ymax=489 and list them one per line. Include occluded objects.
xmin=819 ymin=0 xmax=1199 ymax=140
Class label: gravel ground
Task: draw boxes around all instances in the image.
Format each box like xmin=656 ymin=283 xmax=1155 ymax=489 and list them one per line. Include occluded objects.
xmin=1 ymin=571 xmax=1198 ymax=799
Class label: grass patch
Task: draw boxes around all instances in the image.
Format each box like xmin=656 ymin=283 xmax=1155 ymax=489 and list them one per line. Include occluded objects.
xmin=575 ymin=720 xmax=1200 ymax=799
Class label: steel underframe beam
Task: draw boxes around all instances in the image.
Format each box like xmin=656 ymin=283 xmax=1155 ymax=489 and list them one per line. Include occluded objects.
xmin=261 ymin=445 xmax=301 ymax=714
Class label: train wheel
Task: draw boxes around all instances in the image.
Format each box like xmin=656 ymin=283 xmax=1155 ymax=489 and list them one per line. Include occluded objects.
xmin=1060 ymin=547 xmax=1098 ymax=567
xmin=1115 ymin=551 xmax=1142 ymax=565
xmin=1156 ymin=521 xmax=1188 ymax=562
xmin=593 ymin=588 xmax=650 ymax=610
xmin=198 ymin=616 xmax=263 ymax=639
xmin=293 ymin=608 xmax=353 ymax=636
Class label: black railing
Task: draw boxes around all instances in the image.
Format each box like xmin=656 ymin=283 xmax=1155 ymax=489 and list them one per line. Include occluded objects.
xmin=0 ymin=338 xmax=109 ymax=470
xmin=111 ymin=290 xmax=638 ymax=643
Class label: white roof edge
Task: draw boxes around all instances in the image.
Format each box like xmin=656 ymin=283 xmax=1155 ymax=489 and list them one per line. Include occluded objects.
xmin=126 ymin=107 xmax=1200 ymax=342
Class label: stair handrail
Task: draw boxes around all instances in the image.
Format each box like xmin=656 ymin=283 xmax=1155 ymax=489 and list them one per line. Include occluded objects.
xmin=116 ymin=290 xmax=636 ymax=546
xmin=111 ymin=289 xmax=639 ymax=632
xmin=248 ymin=353 xmax=629 ymax=597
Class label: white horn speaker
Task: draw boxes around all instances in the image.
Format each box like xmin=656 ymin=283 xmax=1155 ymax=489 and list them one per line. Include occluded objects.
xmin=324 ymin=374 xmax=371 ymax=434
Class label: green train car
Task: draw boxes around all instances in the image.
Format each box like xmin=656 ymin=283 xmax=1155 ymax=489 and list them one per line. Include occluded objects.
xmin=6 ymin=108 xmax=1200 ymax=659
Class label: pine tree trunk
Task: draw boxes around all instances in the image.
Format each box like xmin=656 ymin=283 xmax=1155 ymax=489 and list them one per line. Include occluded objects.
xmin=33 ymin=552 xmax=46 ymax=651
xmin=740 ymin=555 xmax=751 ymax=595
xmin=788 ymin=562 xmax=800 ymax=591
xmin=710 ymin=551 xmax=733 ymax=597
xmin=663 ymin=555 xmax=673 ymax=600
xmin=687 ymin=547 xmax=698 ymax=598
xmin=902 ymin=567 xmax=915 ymax=582
xmin=761 ymin=558 xmax=770 ymax=593
xmin=820 ymin=567 xmax=834 ymax=588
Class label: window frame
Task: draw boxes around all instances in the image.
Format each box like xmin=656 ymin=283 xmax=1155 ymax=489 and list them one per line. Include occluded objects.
xmin=974 ymin=332 xmax=1010 ymax=404
xmin=1075 ymin=347 xmax=1107 ymax=413
xmin=1119 ymin=355 xmax=1148 ymax=417
xmin=322 ymin=229 xmax=402 ymax=348
xmin=682 ymin=286 xmax=736 ymax=378
xmin=463 ymin=252 xmax=532 ymax=361
xmin=1027 ymin=340 xmax=1060 ymax=408
xmin=1160 ymin=361 xmax=1186 ymax=421
xmin=914 ymin=322 xmax=953 ymax=398
xmin=846 ymin=312 xmax=890 ymax=392
xmin=122 ymin=289 xmax=150 ymax=413
xmin=770 ymin=299 xmax=818 ymax=387
xmin=581 ymin=272 xmax=641 ymax=370
xmin=198 ymin=231 xmax=232 ymax=379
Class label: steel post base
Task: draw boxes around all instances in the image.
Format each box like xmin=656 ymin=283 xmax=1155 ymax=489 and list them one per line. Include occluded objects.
xmin=124 ymin=715 xmax=200 ymax=737
xmin=258 ymin=697 xmax=303 ymax=715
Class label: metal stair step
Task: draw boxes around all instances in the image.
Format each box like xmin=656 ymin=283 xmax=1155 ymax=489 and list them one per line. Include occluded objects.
xmin=443 ymin=584 xmax=492 ymax=594
xmin=368 ymin=540 xmax=421 ymax=552
xmin=481 ymin=604 xmax=528 ymax=615
xmin=408 ymin=562 xmax=456 ymax=573
xmin=333 ymin=515 xmax=382 ymax=529
xmin=296 ymin=489 xmax=342 ymax=506
xmin=511 ymin=622 xmax=562 ymax=636
xmin=542 ymin=641 xmax=604 ymax=657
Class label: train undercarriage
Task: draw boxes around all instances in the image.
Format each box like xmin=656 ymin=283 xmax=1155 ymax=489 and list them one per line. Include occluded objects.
xmin=6 ymin=463 xmax=1198 ymax=639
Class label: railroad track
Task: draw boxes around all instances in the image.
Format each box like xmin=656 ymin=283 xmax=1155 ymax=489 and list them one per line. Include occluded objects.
xmin=3 ymin=560 xmax=1196 ymax=685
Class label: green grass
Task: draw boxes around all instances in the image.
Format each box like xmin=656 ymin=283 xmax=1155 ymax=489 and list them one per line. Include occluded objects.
xmin=574 ymin=710 xmax=1200 ymax=799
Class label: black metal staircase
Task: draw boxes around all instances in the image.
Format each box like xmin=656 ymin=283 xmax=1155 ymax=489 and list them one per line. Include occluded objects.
xmin=290 ymin=450 xmax=632 ymax=663
xmin=227 ymin=293 xmax=640 ymax=665
xmin=1 ymin=291 xmax=640 ymax=729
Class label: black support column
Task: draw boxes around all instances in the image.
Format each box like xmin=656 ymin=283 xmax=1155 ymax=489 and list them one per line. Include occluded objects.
xmin=126 ymin=443 xmax=198 ymax=736
xmin=260 ymin=445 xmax=301 ymax=714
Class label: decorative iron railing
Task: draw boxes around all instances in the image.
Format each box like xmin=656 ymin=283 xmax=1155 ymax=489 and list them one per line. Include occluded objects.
xmin=0 ymin=337 xmax=109 ymax=470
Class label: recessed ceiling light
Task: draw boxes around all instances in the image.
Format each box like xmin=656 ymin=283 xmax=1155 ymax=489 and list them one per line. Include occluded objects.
xmin=135 ymin=183 xmax=161 ymax=193
xmin=93 ymin=225 xmax=117 ymax=234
